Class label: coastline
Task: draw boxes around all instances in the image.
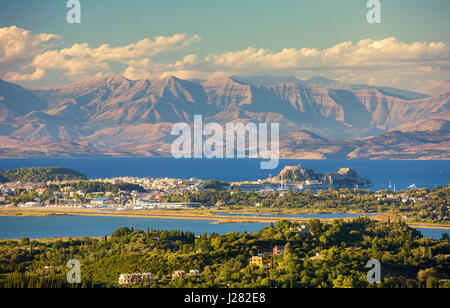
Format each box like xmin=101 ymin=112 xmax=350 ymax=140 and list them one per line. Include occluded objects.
xmin=1 ymin=154 xmax=450 ymax=161
xmin=1 ymin=207 xmax=449 ymax=230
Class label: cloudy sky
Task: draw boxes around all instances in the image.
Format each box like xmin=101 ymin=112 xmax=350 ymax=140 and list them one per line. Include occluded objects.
xmin=0 ymin=0 xmax=449 ymax=91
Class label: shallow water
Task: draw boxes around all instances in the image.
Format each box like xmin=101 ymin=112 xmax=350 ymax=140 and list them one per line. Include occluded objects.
xmin=0 ymin=215 xmax=447 ymax=240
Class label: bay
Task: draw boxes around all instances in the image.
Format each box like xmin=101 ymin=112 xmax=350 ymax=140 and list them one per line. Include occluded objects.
xmin=0 ymin=215 xmax=447 ymax=240
xmin=0 ymin=157 xmax=448 ymax=240
xmin=0 ymin=215 xmax=266 ymax=239
xmin=416 ymin=228 xmax=449 ymax=240
xmin=0 ymin=157 xmax=448 ymax=191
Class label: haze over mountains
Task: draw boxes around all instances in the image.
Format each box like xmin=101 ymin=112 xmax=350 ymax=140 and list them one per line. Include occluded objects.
xmin=419 ymin=80 xmax=450 ymax=97
xmin=0 ymin=75 xmax=449 ymax=159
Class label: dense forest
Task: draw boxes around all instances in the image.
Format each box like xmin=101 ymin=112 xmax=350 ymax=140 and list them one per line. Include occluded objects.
xmin=0 ymin=167 xmax=87 ymax=183
xmin=0 ymin=218 xmax=449 ymax=288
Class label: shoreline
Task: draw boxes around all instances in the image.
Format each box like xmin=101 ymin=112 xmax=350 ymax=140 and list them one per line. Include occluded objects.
xmin=0 ymin=207 xmax=449 ymax=230
xmin=1 ymin=155 xmax=450 ymax=161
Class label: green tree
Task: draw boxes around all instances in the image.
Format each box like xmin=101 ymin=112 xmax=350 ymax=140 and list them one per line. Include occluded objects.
xmin=20 ymin=237 xmax=30 ymax=246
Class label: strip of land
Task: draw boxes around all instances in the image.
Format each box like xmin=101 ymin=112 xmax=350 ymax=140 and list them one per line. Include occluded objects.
xmin=0 ymin=207 xmax=448 ymax=230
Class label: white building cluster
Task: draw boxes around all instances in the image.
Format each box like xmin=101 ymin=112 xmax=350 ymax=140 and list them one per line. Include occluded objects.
xmin=118 ymin=273 xmax=153 ymax=285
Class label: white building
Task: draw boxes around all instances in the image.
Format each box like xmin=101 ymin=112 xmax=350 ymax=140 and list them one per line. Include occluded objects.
xmin=189 ymin=270 xmax=201 ymax=277
xmin=305 ymin=180 xmax=320 ymax=186
xmin=119 ymin=273 xmax=153 ymax=285
xmin=19 ymin=201 xmax=41 ymax=207
xmin=90 ymin=197 xmax=114 ymax=207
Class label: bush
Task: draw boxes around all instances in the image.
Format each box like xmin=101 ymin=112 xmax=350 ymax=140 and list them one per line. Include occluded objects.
xmin=20 ymin=237 xmax=30 ymax=246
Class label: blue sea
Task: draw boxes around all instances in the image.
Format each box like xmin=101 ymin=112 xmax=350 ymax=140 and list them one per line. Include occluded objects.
xmin=0 ymin=157 xmax=448 ymax=239
xmin=0 ymin=216 xmax=268 ymax=239
xmin=0 ymin=157 xmax=448 ymax=191
xmin=0 ymin=216 xmax=447 ymax=240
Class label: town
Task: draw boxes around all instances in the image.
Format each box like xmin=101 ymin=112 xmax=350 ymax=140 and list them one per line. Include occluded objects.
xmin=0 ymin=166 xmax=448 ymax=225
xmin=0 ymin=176 xmax=205 ymax=210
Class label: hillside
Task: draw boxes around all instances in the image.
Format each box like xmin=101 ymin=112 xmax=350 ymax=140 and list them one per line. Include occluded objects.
xmin=396 ymin=119 xmax=450 ymax=133
xmin=0 ymin=75 xmax=449 ymax=159
xmin=273 ymin=165 xmax=372 ymax=188
xmin=280 ymin=124 xmax=450 ymax=160
xmin=419 ymin=80 xmax=450 ymax=96
xmin=0 ymin=167 xmax=87 ymax=183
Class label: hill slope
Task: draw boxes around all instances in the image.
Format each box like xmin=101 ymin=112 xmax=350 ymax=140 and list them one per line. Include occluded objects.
xmin=0 ymin=75 xmax=449 ymax=159
xmin=0 ymin=167 xmax=87 ymax=183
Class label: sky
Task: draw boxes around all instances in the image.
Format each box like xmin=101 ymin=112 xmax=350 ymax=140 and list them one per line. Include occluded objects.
xmin=0 ymin=0 xmax=449 ymax=91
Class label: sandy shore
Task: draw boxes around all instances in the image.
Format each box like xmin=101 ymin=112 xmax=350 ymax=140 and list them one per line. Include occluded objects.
xmin=0 ymin=207 xmax=344 ymax=224
xmin=1 ymin=207 xmax=449 ymax=230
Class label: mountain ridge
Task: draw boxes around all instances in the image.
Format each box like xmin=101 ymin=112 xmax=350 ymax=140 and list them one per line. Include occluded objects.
xmin=0 ymin=75 xmax=449 ymax=159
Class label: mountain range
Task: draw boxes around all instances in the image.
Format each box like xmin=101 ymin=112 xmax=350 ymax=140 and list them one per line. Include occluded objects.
xmin=0 ymin=75 xmax=449 ymax=159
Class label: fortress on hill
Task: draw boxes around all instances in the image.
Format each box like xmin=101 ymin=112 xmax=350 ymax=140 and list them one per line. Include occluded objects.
xmin=271 ymin=165 xmax=372 ymax=189
xmin=232 ymin=165 xmax=373 ymax=192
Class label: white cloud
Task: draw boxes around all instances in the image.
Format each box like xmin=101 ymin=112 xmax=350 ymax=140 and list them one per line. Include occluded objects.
xmin=0 ymin=26 xmax=448 ymax=90
xmin=198 ymin=37 xmax=449 ymax=70
xmin=3 ymin=68 xmax=46 ymax=82
xmin=0 ymin=26 xmax=60 ymax=66
xmin=0 ymin=26 xmax=60 ymax=81
xmin=31 ymin=33 xmax=202 ymax=80
xmin=121 ymin=37 xmax=450 ymax=87
xmin=0 ymin=26 xmax=201 ymax=82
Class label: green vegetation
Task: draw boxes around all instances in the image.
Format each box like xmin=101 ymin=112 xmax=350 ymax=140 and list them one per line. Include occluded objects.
xmin=203 ymin=179 xmax=230 ymax=191
xmin=5 ymin=180 xmax=144 ymax=205
xmin=3 ymin=175 xmax=449 ymax=225
xmin=0 ymin=167 xmax=86 ymax=183
xmin=47 ymin=181 xmax=145 ymax=193
xmin=0 ymin=218 xmax=449 ymax=288
xmin=0 ymin=174 xmax=7 ymax=183
xmin=164 ymin=185 xmax=450 ymax=224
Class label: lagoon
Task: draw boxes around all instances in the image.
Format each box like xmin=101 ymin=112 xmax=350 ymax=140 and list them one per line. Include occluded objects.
xmin=0 ymin=157 xmax=448 ymax=240
xmin=0 ymin=216 xmax=267 ymax=239
xmin=0 ymin=215 xmax=447 ymax=240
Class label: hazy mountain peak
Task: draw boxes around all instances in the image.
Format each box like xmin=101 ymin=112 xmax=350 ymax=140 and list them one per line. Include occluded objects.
xmin=231 ymin=75 xmax=428 ymax=100
xmin=1 ymin=75 xmax=449 ymax=156
xmin=95 ymin=74 xmax=130 ymax=83
xmin=34 ymin=75 xmax=132 ymax=92
xmin=231 ymin=75 xmax=302 ymax=86
xmin=397 ymin=119 xmax=450 ymax=133
xmin=0 ymin=78 xmax=46 ymax=120
xmin=305 ymin=77 xmax=351 ymax=90
xmin=201 ymin=76 xmax=248 ymax=87
xmin=419 ymin=80 xmax=450 ymax=96
xmin=307 ymin=76 xmax=334 ymax=83
xmin=155 ymin=75 xmax=181 ymax=82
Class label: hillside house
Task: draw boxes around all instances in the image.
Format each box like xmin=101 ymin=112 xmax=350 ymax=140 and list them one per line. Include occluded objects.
xmin=172 ymin=270 xmax=186 ymax=279
xmin=119 ymin=273 xmax=153 ymax=285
